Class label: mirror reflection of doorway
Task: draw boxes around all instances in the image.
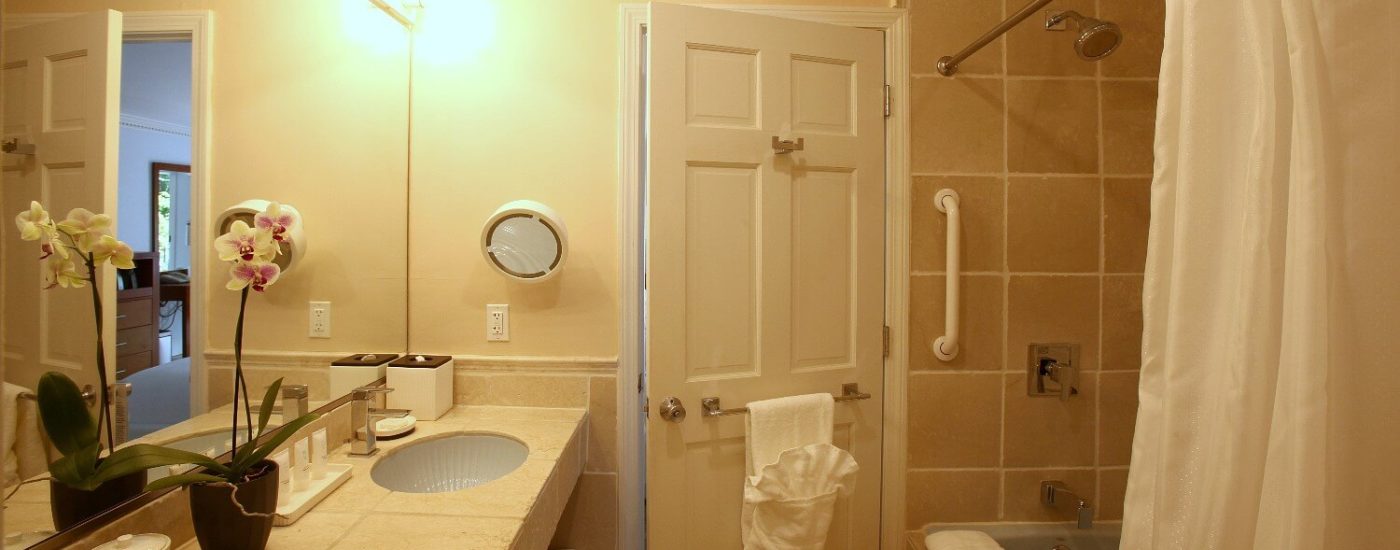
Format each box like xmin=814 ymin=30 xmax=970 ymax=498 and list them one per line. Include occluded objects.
xmin=115 ymin=38 xmax=193 ymax=439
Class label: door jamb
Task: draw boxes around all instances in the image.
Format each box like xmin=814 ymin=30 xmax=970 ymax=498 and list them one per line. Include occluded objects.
xmin=618 ymin=5 xmax=910 ymax=548
xmin=4 ymin=11 xmax=214 ymax=417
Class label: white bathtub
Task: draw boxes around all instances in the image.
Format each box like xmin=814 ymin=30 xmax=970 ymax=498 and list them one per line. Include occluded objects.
xmin=922 ymin=523 xmax=1121 ymax=550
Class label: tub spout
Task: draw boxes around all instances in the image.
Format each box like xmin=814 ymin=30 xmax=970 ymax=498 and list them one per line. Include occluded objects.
xmin=1041 ymin=480 xmax=1094 ymax=529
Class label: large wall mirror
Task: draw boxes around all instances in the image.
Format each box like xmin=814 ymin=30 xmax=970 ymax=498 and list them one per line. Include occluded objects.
xmin=0 ymin=1 xmax=411 ymax=546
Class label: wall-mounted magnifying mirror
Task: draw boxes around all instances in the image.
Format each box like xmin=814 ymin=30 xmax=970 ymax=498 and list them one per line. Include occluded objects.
xmin=215 ymin=199 xmax=307 ymax=274
xmin=481 ymin=200 xmax=568 ymax=283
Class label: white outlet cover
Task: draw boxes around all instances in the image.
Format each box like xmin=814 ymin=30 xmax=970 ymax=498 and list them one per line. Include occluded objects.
xmin=486 ymin=304 xmax=509 ymax=341
xmin=309 ymin=301 xmax=331 ymax=338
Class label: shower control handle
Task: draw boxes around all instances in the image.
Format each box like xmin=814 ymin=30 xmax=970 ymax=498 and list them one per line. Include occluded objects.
xmin=659 ymin=397 xmax=687 ymax=423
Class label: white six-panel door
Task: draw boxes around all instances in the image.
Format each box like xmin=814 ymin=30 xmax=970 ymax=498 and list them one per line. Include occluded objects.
xmin=645 ymin=4 xmax=885 ymax=548
xmin=1 ymin=11 xmax=123 ymax=394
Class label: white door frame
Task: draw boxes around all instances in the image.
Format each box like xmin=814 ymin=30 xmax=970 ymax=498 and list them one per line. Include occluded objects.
xmin=618 ymin=5 xmax=910 ymax=548
xmin=4 ymin=11 xmax=214 ymax=416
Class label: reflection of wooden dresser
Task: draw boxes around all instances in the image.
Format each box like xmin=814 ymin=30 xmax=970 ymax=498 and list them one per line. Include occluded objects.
xmin=116 ymin=253 xmax=159 ymax=379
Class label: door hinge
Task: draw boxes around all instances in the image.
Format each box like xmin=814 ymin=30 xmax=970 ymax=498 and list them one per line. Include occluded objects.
xmin=883 ymin=84 xmax=891 ymax=118
xmin=883 ymin=325 xmax=890 ymax=358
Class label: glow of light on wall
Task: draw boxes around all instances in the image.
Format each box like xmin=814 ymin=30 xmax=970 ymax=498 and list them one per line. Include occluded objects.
xmin=413 ymin=0 xmax=497 ymax=65
xmin=343 ymin=0 xmax=410 ymax=55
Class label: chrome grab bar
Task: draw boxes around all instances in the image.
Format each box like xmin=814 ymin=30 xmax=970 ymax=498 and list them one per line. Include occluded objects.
xmin=700 ymin=383 xmax=871 ymax=418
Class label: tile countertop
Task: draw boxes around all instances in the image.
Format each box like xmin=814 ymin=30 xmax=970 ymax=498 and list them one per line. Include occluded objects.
xmin=174 ymin=405 xmax=588 ymax=550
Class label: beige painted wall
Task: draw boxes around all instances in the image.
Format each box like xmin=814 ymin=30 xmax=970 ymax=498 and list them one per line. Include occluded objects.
xmin=7 ymin=0 xmax=412 ymax=360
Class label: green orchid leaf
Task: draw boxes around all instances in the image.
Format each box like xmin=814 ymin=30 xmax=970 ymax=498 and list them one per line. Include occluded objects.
xmin=36 ymin=372 xmax=97 ymax=455
xmin=256 ymin=378 xmax=283 ymax=439
xmin=231 ymin=413 xmax=318 ymax=475
xmin=91 ymin=444 xmax=231 ymax=487
xmin=144 ymin=472 xmax=227 ymax=492
xmin=47 ymin=445 xmax=96 ymax=487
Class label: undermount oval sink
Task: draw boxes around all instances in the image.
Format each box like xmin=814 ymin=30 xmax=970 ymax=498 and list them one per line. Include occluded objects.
xmin=370 ymin=434 xmax=529 ymax=493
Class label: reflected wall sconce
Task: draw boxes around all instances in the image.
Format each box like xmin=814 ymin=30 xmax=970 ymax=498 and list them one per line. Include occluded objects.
xmin=369 ymin=0 xmax=422 ymax=30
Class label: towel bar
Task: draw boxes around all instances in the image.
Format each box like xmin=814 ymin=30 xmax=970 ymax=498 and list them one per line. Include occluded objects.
xmin=700 ymin=383 xmax=871 ymax=418
xmin=16 ymin=385 xmax=99 ymax=405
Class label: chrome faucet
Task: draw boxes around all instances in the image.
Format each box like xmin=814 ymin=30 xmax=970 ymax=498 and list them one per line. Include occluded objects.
xmin=350 ymin=387 xmax=410 ymax=456
xmin=1041 ymin=480 xmax=1094 ymax=529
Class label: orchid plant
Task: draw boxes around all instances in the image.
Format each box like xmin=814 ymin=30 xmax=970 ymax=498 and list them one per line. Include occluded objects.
xmin=14 ymin=202 xmax=135 ymax=453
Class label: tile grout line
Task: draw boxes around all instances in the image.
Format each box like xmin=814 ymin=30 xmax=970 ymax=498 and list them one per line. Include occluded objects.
xmin=997 ymin=0 xmax=1010 ymax=519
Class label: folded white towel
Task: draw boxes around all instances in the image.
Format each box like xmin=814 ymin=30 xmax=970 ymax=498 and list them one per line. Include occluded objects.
xmin=745 ymin=393 xmax=834 ymax=475
xmin=742 ymin=443 xmax=858 ymax=550
xmin=924 ymin=530 xmax=1003 ymax=550
xmin=4 ymin=382 xmax=53 ymax=487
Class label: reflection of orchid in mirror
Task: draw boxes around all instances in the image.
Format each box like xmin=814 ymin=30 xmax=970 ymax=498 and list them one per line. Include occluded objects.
xmin=11 ymin=200 xmax=137 ymax=452
xmin=254 ymin=201 xmax=298 ymax=242
xmin=214 ymin=201 xmax=300 ymax=457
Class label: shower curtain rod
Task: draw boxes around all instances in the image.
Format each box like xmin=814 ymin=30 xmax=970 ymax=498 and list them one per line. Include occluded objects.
xmin=937 ymin=0 xmax=1055 ymax=76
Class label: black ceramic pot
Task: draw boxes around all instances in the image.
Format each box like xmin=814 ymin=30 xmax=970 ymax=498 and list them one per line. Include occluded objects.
xmin=48 ymin=468 xmax=146 ymax=530
xmin=188 ymin=460 xmax=278 ymax=550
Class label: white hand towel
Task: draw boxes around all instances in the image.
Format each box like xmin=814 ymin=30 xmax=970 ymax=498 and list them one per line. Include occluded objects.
xmin=924 ymin=530 xmax=1004 ymax=550
xmin=744 ymin=393 xmax=834 ymax=475
xmin=742 ymin=443 xmax=858 ymax=550
xmin=4 ymin=382 xmax=53 ymax=487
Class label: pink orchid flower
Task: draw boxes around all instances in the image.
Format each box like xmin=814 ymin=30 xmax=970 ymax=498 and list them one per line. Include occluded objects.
xmin=215 ymin=220 xmax=274 ymax=262
xmin=254 ymin=202 xmax=297 ymax=243
xmin=227 ymin=260 xmax=281 ymax=293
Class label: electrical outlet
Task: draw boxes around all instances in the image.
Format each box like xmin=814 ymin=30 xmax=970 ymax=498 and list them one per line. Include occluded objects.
xmin=309 ymin=301 xmax=331 ymax=338
xmin=486 ymin=304 xmax=509 ymax=341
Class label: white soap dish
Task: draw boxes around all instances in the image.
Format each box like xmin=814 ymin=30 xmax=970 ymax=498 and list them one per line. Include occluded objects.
xmin=376 ymin=414 xmax=417 ymax=440
xmin=273 ymin=463 xmax=352 ymax=526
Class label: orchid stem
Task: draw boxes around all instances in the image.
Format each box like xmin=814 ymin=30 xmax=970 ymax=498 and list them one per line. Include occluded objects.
xmin=84 ymin=251 xmax=115 ymax=453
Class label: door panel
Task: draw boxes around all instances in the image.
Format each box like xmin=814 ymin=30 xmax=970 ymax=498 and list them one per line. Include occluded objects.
xmin=646 ymin=4 xmax=886 ymax=549
xmin=1 ymin=11 xmax=122 ymax=393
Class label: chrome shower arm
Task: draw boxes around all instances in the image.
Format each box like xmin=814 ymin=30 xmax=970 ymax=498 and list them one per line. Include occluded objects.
xmin=936 ymin=0 xmax=1055 ymax=76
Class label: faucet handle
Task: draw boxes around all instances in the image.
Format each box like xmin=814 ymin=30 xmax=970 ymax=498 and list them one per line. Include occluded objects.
xmin=352 ymin=386 xmax=394 ymax=400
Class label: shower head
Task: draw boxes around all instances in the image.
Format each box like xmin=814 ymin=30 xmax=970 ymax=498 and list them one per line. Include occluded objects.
xmin=1046 ymin=11 xmax=1122 ymax=60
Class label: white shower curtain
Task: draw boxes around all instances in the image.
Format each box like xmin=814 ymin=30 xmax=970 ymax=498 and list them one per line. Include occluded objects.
xmin=1122 ymin=1 xmax=1400 ymax=549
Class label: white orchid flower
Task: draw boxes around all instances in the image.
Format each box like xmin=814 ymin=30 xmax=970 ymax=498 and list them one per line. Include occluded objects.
xmin=15 ymin=201 xmax=50 ymax=241
xmin=215 ymin=220 xmax=275 ymax=262
xmin=253 ymin=202 xmax=297 ymax=244
xmin=227 ymin=260 xmax=281 ymax=292
xmin=44 ymin=256 xmax=86 ymax=289
xmin=56 ymin=208 xmax=114 ymax=252
xmin=90 ymin=235 xmax=135 ymax=269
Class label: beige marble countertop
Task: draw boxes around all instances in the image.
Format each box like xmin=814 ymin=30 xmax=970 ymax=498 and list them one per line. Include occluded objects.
xmin=174 ymin=405 xmax=587 ymax=550
xmin=3 ymin=402 xmax=321 ymax=547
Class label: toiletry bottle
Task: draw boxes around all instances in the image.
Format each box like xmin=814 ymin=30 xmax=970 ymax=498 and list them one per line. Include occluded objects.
xmin=311 ymin=428 xmax=329 ymax=480
xmin=292 ymin=438 xmax=310 ymax=492
xmin=272 ymin=450 xmax=291 ymax=508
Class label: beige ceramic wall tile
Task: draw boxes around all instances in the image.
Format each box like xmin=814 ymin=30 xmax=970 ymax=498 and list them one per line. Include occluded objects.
xmin=911 ymin=0 xmax=1006 ymax=76
xmin=1007 ymin=276 xmax=1101 ymax=371
xmin=1004 ymin=0 xmax=1097 ymax=77
xmin=1007 ymin=177 xmax=1101 ymax=272
xmin=1102 ymin=81 xmax=1158 ymax=174
xmin=551 ymin=472 xmax=619 ymax=550
xmin=453 ymin=372 xmax=589 ymax=407
xmin=1003 ymin=373 xmax=1096 ymax=467
xmin=912 ymin=176 xmax=1005 ymax=273
xmin=1098 ymin=371 xmax=1141 ymax=465
xmin=908 ymin=373 xmax=1002 ymax=468
xmin=587 ymin=375 xmax=618 ymax=472
xmin=1102 ymin=275 xmax=1145 ymax=370
xmin=1002 ymin=468 xmax=1097 ymax=521
xmin=1104 ymin=177 xmax=1151 ymax=272
xmin=1100 ymin=0 xmax=1167 ymax=78
xmin=906 ymin=469 xmax=1001 ymax=526
xmin=912 ymin=77 xmax=1006 ymax=173
xmin=1098 ymin=467 xmax=1130 ymax=520
xmin=910 ymin=275 xmax=1005 ymax=371
xmin=1006 ymin=79 xmax=1099 ymax=174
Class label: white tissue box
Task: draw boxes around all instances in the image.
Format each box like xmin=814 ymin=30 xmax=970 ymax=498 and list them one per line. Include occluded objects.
xmin=386 ymin=355 xmax=453 ymax=420
xmin=329 ymin=353 xmax=399 ymax=397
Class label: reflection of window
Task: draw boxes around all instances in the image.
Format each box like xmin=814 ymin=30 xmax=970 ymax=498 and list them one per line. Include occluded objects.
xmin=157 ymin=171 xmax=173 ymax=271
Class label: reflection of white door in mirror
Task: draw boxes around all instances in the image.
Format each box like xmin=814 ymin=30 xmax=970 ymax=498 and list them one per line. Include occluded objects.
xmin=1 ymin=10 xmax=123 ymax=403
xmin=480 ymin=200 xmax=569 ymax=283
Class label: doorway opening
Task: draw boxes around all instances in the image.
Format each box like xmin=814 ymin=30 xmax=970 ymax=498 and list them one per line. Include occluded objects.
xmin=115 ymin=36 xmax=194 ymax=439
